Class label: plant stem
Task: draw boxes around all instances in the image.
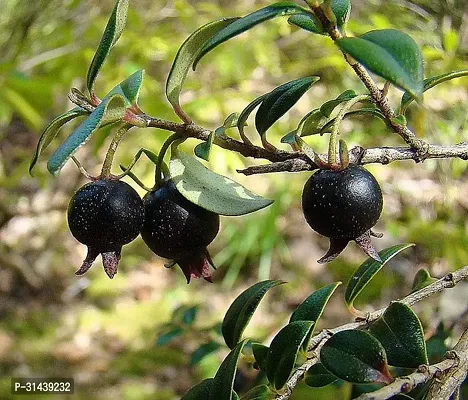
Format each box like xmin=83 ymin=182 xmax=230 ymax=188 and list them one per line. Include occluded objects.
xmin=100 ymin=124 xmax=132 ymax=178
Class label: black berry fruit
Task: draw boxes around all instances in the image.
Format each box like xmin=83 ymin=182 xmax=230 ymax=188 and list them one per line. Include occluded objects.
xmin=68 ymin=179 xmax=145 ymax=278
xmin=301 ymin=165 xmax=383 ymax=263
xmin=141 ymin=180 xmax=219 ymax=283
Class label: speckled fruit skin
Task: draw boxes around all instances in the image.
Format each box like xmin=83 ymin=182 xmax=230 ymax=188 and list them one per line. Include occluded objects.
xmin=141 ymin=180 xmax=219 ymax=260
xmin=68 ymin=179 xmax=145 ymax=251
xmin=301 ymin=166 xmax=383 ymax=240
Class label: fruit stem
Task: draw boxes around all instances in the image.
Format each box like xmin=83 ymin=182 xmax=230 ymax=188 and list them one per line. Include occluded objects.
xmin=101 ymin=124 xmax=132 ymax=178
xmin=328 ymin=94 xmax=370 ymax=168
xmin=154 ymin=132 xmax=184 ymax=189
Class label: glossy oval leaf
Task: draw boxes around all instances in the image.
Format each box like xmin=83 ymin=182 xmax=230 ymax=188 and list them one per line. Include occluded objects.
xmin=289 ymin=0 xmax=350 ymax=34
xmin=304 ymin=363 xmax=338 ymax=388
xmin=47 ymin=94 xmax=126 ymax=175
xmin=209 ymin=340 xmax=247 ymax=400
xmin=181 ymin=378 xmax=214 ymax=400
xmin=87 ymin=0 xmax=129 ymax=94
xmin=320 ymin=330 xmax=393 ymax=384
xmin=255 ymin=76 xmax=320 ymax=136
xmin=252 ymin=343 xmax=269 ymax=371
xmin=345 ymin=243 xmax=414 ymax=309
xmin=369 ymin=302 xmax=428 ymax=368
xmin=29 ymin=107 xmax=88 ymax=175
xmin=319 ymin=90 xmax=357 ymax=118
xmin=401 ymin=69 xmax=468 ymax=112
xmin=266 ymin=320 xmax=314 ymax=389
xmin=166 ymin=18 xmax=238 ymax=116
xmin=240 ymin=385 xmax=274 ymax=400
xmin=336 ymin=29 xmax=424 ymax=99
xmin=190 ymin=341 xmax=222 ymax=366
xmin=105 ymin=69 xmax=145 ymax=105
xmin=222 ymin=280 xmax=284 ymax=349
xmin=169 ymin=150 xmax=274 ymax=216
xmin=290 ymin=282 xmax=341 ymax=349
xmin=193 ymin=2 xmax=305 ymax=69
xmin=411 ymin=268 xmax=436 ymax=293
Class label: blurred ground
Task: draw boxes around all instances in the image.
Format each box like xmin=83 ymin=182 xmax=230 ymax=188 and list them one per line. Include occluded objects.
xmin=0 ymin=0 xmax=468 ymax=399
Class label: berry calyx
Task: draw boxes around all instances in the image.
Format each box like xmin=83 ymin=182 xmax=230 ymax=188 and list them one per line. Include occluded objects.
xmin=141 ymin=180 xmax=219 ymax=283
xmin=301 ymin=165 xmax=383 ymax=263
xmin=68 ymin=179 xmax=145 ymax=278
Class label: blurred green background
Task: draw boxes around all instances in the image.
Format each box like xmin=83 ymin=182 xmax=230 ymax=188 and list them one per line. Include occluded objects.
xmin=1 ymin=0 xmax=468 ymax=399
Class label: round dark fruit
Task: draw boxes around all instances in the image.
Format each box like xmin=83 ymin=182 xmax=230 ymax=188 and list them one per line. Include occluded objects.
xmin=301 ymin=165 xmax=383 ymax=263
xmin=68 ymin=179 xmax=144 ymax=278
xmin=141 ymin=180 xmax=219 ymax=283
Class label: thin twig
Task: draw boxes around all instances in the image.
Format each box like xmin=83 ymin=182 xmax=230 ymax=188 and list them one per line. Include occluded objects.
xmin=275 ymin=266 xmax=468 ymax=400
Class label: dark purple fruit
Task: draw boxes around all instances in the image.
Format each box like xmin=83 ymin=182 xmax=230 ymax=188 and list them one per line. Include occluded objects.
xmin=301 ymin=165 xmax=383 ymax=263
xmin=141 ymin=180 xmax=219 ymax=283
xmin=68 ymin=179 xmax=144 ymax=278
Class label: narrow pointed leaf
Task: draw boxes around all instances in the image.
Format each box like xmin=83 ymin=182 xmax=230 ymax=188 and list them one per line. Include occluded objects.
xmin=47 ymin=94 xmax=126 ymax=175
xmin=105 ymin=69 xmax=145 ymax=105
xmin=193 ymin=2 xmax=305 ymax=69
xmin=319 ymin=90 xmax=357 ymax=118
xmin=401 ymin=69 xmax=468 ymax=112
xmin=255 ymin=76 xmax=320 ymax=136
xmin=181 ymin=378 xmax=214 ymax=400
xmin=319 ymin=108 xmax=386 ymax=134
xmin=209 ymin=340 xmax=247 ymax=400
xmin=266 ymin=320 xmax=314 ymax=389
xmin=222 ymin=280 xmax=285 ymax=349
xmin=87 ymin=0 xmax=129 ymax=93
xmin=169 ymin=150 xmax=274 ymax=216
xmin=411 ymin=268 xmax=436 ymax=293
xmin=252 ymin=343 xmax=269 ymax=371
xmin=345 ymin=244 xmax=414 ymax=309
xmin=337 ymin=29 xmax=424 ymax=99
xmin=156 ymin=327 xmax=184 ymax=346
xmin=320 ymin=330 xmax=393 ymax=384
xmin=370 ymin=302 xmax=428 ymax=368
xmin=290 ymin=282 xmax=341 ymax=349
xmin=29 ymin=107 xmax=88 ymax=175
xmin=289 ymin=0 xmax=350 ymax=34
xmin=241 ymin=385 xmax=274 ymax=400
xmin=166 ymin=18 xmax=238 ymax=114
xmin=297 ymin=109 xmax=328 ymax=137
xmin=304 ymin=363 xmax=338 ymax=388
xmin=190 ymin=341 xmax=222 ymax=366
xmin=237 ymin=94 xmax=268 ymax=140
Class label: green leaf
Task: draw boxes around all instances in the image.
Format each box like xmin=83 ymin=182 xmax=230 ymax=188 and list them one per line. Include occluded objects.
xmin=288 ymin=0 xmax=350 ymax=34
xmin=319 ymin=90 xmax=357 ymax=118
xmin=290 ymin=282 xmax=341 ymax=350
xmin=194 ymin=130 xmax=216 ymax=161
xmin=320 ymin=330 xmax=393 ymax=384
xmin=318 ymin=108 xmax=386 ymax=135
xmin=252 ymin=343 xmax=269 ymax=371
xmin=105 ymin=69 xmax=145 ymax=105
xmin=156 ymin=327 xmax=184 ymax=345
xmin=29 ymin=107 xmax=88 ymax=175
xmin=190 ymin=341 xmax=222 ymax=366
xmin=266 ymin=321 xmax=314 ymax=389
xmin=237 ymin=94 xmax=268 ymax=141
xmin=193 ymin=2 xmax=305 ymax=69
xmin=166 ymin=18 xmax=238 ymax=116
xmin=345 ymin=244 xmax=414 ymax=310
xmin=222 ymin=280 xmax=284 ymax=349
xmin=223 ymin=112 xmax=241 ymax=129
xmin=255 ymin=76 xmax=320 ymax=136
xmin=209 ymin=340 xmax=247 ymax=400
xmin=411 ymin=269 xmax=436 ymax=293
xmin=47 ymin=94 xmax=127 ymax=175
xmin=87 ymin=0 xmax=129 ymax=93
xmin=169 ymin=150 xmax=274 ymax=216
xmin=297 ymin=109 xmax=328 ymax=137
xmin=401 ymin=69 xmax=468 ymax=112
xmin=172 ymin=304 xmax=199 ymax=325
xmin=369 ymin=302 xmax=428 ymax=368
xmin=304 ymin=363 xmax=338 ymax=388
xmin=240 ymin=385 xmax=273 ymax=400
xmin=181 ymin=378 xmax=214 ymax=400
xmin=336 ymin=29 xmax=424 ymax=99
